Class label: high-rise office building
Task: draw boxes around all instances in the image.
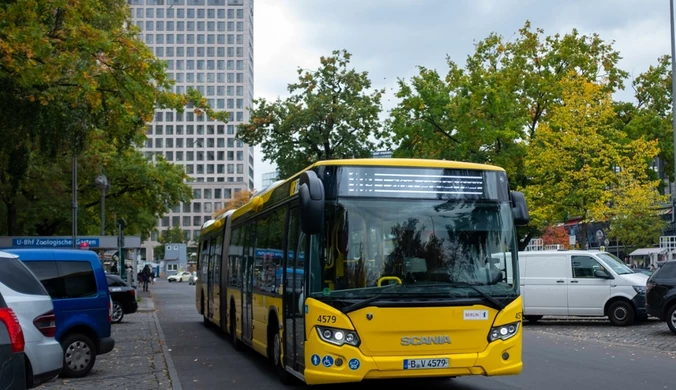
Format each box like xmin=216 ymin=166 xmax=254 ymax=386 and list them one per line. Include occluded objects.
xmin=128 ymin=0 xmax=254 ymax=261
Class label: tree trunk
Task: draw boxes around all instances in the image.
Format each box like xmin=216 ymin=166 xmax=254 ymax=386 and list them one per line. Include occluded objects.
xmin=6 ymin=200 xmax=17 ymax=236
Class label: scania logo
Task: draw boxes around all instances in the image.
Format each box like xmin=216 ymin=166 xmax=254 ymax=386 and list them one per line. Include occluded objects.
xmin=400 ymin=335 xmax=451 ymax=346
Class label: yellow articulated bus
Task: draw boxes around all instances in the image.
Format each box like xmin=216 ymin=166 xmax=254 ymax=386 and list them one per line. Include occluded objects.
xmin=195 ymin=158 xmax=530 ymax=385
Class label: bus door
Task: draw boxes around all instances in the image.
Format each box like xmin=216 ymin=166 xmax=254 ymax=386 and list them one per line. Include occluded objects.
xmin=284 ymin=208 xmax=306 ymax=373
xmin=207 ymin=237 xmax=216 ymax=320
xmin=241 ymin=224 xmax=254 ymax=344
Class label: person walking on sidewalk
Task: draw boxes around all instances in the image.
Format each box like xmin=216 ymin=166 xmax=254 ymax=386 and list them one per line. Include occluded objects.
xmin=142 ymin=265 xmax=151 ymax=292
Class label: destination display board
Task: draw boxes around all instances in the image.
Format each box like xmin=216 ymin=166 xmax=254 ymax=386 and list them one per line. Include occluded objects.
xmin=337 ymin=166 xmax=487 ymax=199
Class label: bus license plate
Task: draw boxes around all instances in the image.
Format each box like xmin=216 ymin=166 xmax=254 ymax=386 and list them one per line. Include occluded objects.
xmin=403 ymin=358 xmax=449 ymax=370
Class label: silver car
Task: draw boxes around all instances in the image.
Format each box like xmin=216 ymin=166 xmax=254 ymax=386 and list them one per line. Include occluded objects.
xmin=0 ymin=251 xmax=62 ymax=388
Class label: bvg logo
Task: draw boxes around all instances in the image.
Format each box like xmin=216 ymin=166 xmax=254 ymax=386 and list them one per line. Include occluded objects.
xmin=400 ymin=335 xmax=451 ymax=346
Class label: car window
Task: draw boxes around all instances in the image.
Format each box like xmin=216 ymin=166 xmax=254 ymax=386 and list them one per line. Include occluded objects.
xmin=57 ymin=261 xmax=98 ymax=298
xmin=571 ymin=256 xmax=603 ymax=278
xmin=107 ymin=278 xmax=122 ymax=287
xmin=23 ymin=261 xmax=64 ymax=298
xmin=654 ymin=262 xmax=676 ymax=279
xmin=0 ymin=256 xmax=50 ymax=296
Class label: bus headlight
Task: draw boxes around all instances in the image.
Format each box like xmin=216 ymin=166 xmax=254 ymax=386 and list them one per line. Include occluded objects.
xmin=317 ymin=326 xmax=360 ymax=347
xmin=488 ymin=322 xmax=520 ymax=342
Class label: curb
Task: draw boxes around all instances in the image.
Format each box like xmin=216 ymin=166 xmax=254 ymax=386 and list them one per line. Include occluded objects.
xmin=153 ymin=307 xmax=183 ymax=390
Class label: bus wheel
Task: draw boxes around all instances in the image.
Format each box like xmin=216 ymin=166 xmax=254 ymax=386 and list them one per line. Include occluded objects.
xmin=268 ymin=319 xmax=292 ymax=385
xmin=230 ymin=305 xmax=243 ymax=351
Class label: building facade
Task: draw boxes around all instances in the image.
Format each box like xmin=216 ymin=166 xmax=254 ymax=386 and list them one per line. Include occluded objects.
xmin=127 ymin=0 xmax=255 ymax=260
xmin=261 ymin=170 xmax=279 ymax=189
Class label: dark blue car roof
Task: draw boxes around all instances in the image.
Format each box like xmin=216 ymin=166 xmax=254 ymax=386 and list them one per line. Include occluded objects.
xmin=4 ymin=249 xmax=100 ymax=261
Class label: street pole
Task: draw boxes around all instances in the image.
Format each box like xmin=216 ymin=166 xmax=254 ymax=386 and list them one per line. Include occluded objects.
xmin=670 ymin=0 xmax=676 ymax=224
xmin=95 ymin=175 xmax=109 ymax=236
xmin=71 ymin=154 xmax=78 ymax=249
xmin=101 ymin=192 xmax=105 ymax=235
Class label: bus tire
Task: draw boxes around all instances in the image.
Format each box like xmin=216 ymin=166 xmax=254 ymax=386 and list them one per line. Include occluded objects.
xmin=268 ymin=316 xmax=292 ymax=385
xmin=230 ymin=304 xmax=243 ymax=351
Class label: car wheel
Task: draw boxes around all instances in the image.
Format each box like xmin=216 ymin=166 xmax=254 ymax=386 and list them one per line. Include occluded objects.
xmin=608 ymin=300 xmax=635 ymax=326
xmin=667 ymin=304 xmax=676 ymax=335
xmin=60 ymin=333 xmax=97 ymax=378
xmin=111 ymin=301 xmax=124 ymax=323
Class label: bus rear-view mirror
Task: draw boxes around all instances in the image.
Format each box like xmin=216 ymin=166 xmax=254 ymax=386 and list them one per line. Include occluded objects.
xmin=510 ymin=191 xmax=530 ymax=226
xmin=299 ymin=170 xmax=325 ymax=235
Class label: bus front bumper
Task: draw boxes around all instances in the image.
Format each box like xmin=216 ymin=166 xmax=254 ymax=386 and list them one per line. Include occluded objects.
xmin=303 ymin=330 xmax=522 ymax=385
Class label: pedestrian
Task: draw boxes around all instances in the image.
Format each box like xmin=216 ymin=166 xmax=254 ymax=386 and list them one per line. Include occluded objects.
xmin=142 ymin=265 xmax=151 ymax=292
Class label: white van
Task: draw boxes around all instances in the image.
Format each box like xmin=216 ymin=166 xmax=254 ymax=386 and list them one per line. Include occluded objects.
xmin=516 ymin=250 xmax=648 ymax=326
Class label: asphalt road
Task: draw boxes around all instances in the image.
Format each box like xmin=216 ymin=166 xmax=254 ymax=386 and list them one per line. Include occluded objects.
xmin=153 ymin=280 xmax=675 ymax=390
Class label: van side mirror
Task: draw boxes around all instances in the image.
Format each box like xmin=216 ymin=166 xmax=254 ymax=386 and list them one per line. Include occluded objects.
xmin=510 ymin=191 xmax=530 ymax=226
xmin=594 ymin=269 xmax=612 ymax=279
xmin=298 ymin=170 xmax=325 ymax=235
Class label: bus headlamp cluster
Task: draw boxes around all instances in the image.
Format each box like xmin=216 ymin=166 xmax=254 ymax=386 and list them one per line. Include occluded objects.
xmin=317 ymin=326 xmax=360 ymax=347
xmin=488 ymin=322 xmax=520 ymax=342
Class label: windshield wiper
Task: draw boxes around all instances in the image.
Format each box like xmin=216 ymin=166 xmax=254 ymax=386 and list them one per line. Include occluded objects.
xmin=339 ymin=284 xmax=402 ymax=314
xmin=413 ymin=282 xmax=505 ymax=309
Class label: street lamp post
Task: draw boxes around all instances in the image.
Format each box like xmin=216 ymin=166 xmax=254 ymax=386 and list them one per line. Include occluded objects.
xmin=95 ymin=175 xmax=110 ymax=236
xmin=670 ymin=0 xmax=676 ymax=223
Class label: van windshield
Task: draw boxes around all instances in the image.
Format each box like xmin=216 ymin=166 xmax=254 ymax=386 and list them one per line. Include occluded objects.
xmin=598 ymin=253 xmax=634 ymax=275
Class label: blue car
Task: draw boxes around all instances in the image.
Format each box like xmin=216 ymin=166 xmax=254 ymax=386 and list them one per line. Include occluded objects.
xmin=4 ymin=249 xmax=115 ymax=378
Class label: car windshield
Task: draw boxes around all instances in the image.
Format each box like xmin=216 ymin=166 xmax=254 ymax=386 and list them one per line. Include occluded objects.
xmin=308 ymin=198 xmax=519 ymax=304
xmin=598 ymin=253 xmax=634 ymax=275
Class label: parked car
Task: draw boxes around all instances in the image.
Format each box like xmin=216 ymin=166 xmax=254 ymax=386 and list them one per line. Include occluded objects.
xmin=0 ymin=289 xmax=26 ymax=390
xmin=188 ymin=272 xmax=198 ymax=285
xmin=0 ymin=251 xmax=62 ymax=388
xmin=168 ymin=271 xmax=192 ymax=283
xmin=634 ymin=268 xmax=653 ymax=277
xmin=504 ymin=250 xmax=648 ymax=326
xmin=106 ymin=275 xmax=138 ymax=323
xmin=646 ymin=260 xmax=676 ymax=334
xmin=5 ymin=249 xmax=115 ymax=378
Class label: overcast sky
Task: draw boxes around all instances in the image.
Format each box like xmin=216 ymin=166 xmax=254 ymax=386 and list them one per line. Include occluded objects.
xmin=251 ymin=0 xmax=671 ymax=189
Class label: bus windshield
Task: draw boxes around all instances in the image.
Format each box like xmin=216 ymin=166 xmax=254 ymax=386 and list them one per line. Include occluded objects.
xmin=310 ymin=198 xmax=518 ymax=305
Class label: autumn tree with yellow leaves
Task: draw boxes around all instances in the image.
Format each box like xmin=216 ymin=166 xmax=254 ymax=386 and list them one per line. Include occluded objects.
xmin=524 ymin=74 xmax=665 ymax=249
xmin=213 ymin=190 xmax=255 ymax=218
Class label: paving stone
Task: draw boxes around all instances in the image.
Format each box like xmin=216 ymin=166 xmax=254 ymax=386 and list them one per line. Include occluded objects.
xmin=525 ymin=317 xmax=676 ymax=355
xmin=37 ymin=312 xmax=173 ymax=390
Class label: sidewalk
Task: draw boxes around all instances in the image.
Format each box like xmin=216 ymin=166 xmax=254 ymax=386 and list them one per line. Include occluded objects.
xmin=38 ymin=286 xmax=180 ymax=390
xmin=136 ymin=287 xmax=156 ymax=312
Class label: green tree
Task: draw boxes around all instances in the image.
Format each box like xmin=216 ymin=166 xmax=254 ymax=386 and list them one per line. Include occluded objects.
xmin=524 ymin=74 xmax=662 ymax=249
xmin=238 ymin=50 xmax=387 ymax=178
xmin=615 ymin=55 xmax=675 ymax=186
xmin=388 ymin=21 xmax=629 ymax=248
xmin=607 ymin=176 xmax=667 ymax=251
xmin=0 ymin=0 xmax=226 ymax=234
xmin=153 ymin=226 xmax=188 ymax=260
xmin=388 ymin=21 xmax=627 ymax=189
xmin=0 ymin=129 xmax=193 ymax=236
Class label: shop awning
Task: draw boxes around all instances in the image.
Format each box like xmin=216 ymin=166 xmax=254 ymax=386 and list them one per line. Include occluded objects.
xmin=629 ymin=248 xmax=668 ymax=256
